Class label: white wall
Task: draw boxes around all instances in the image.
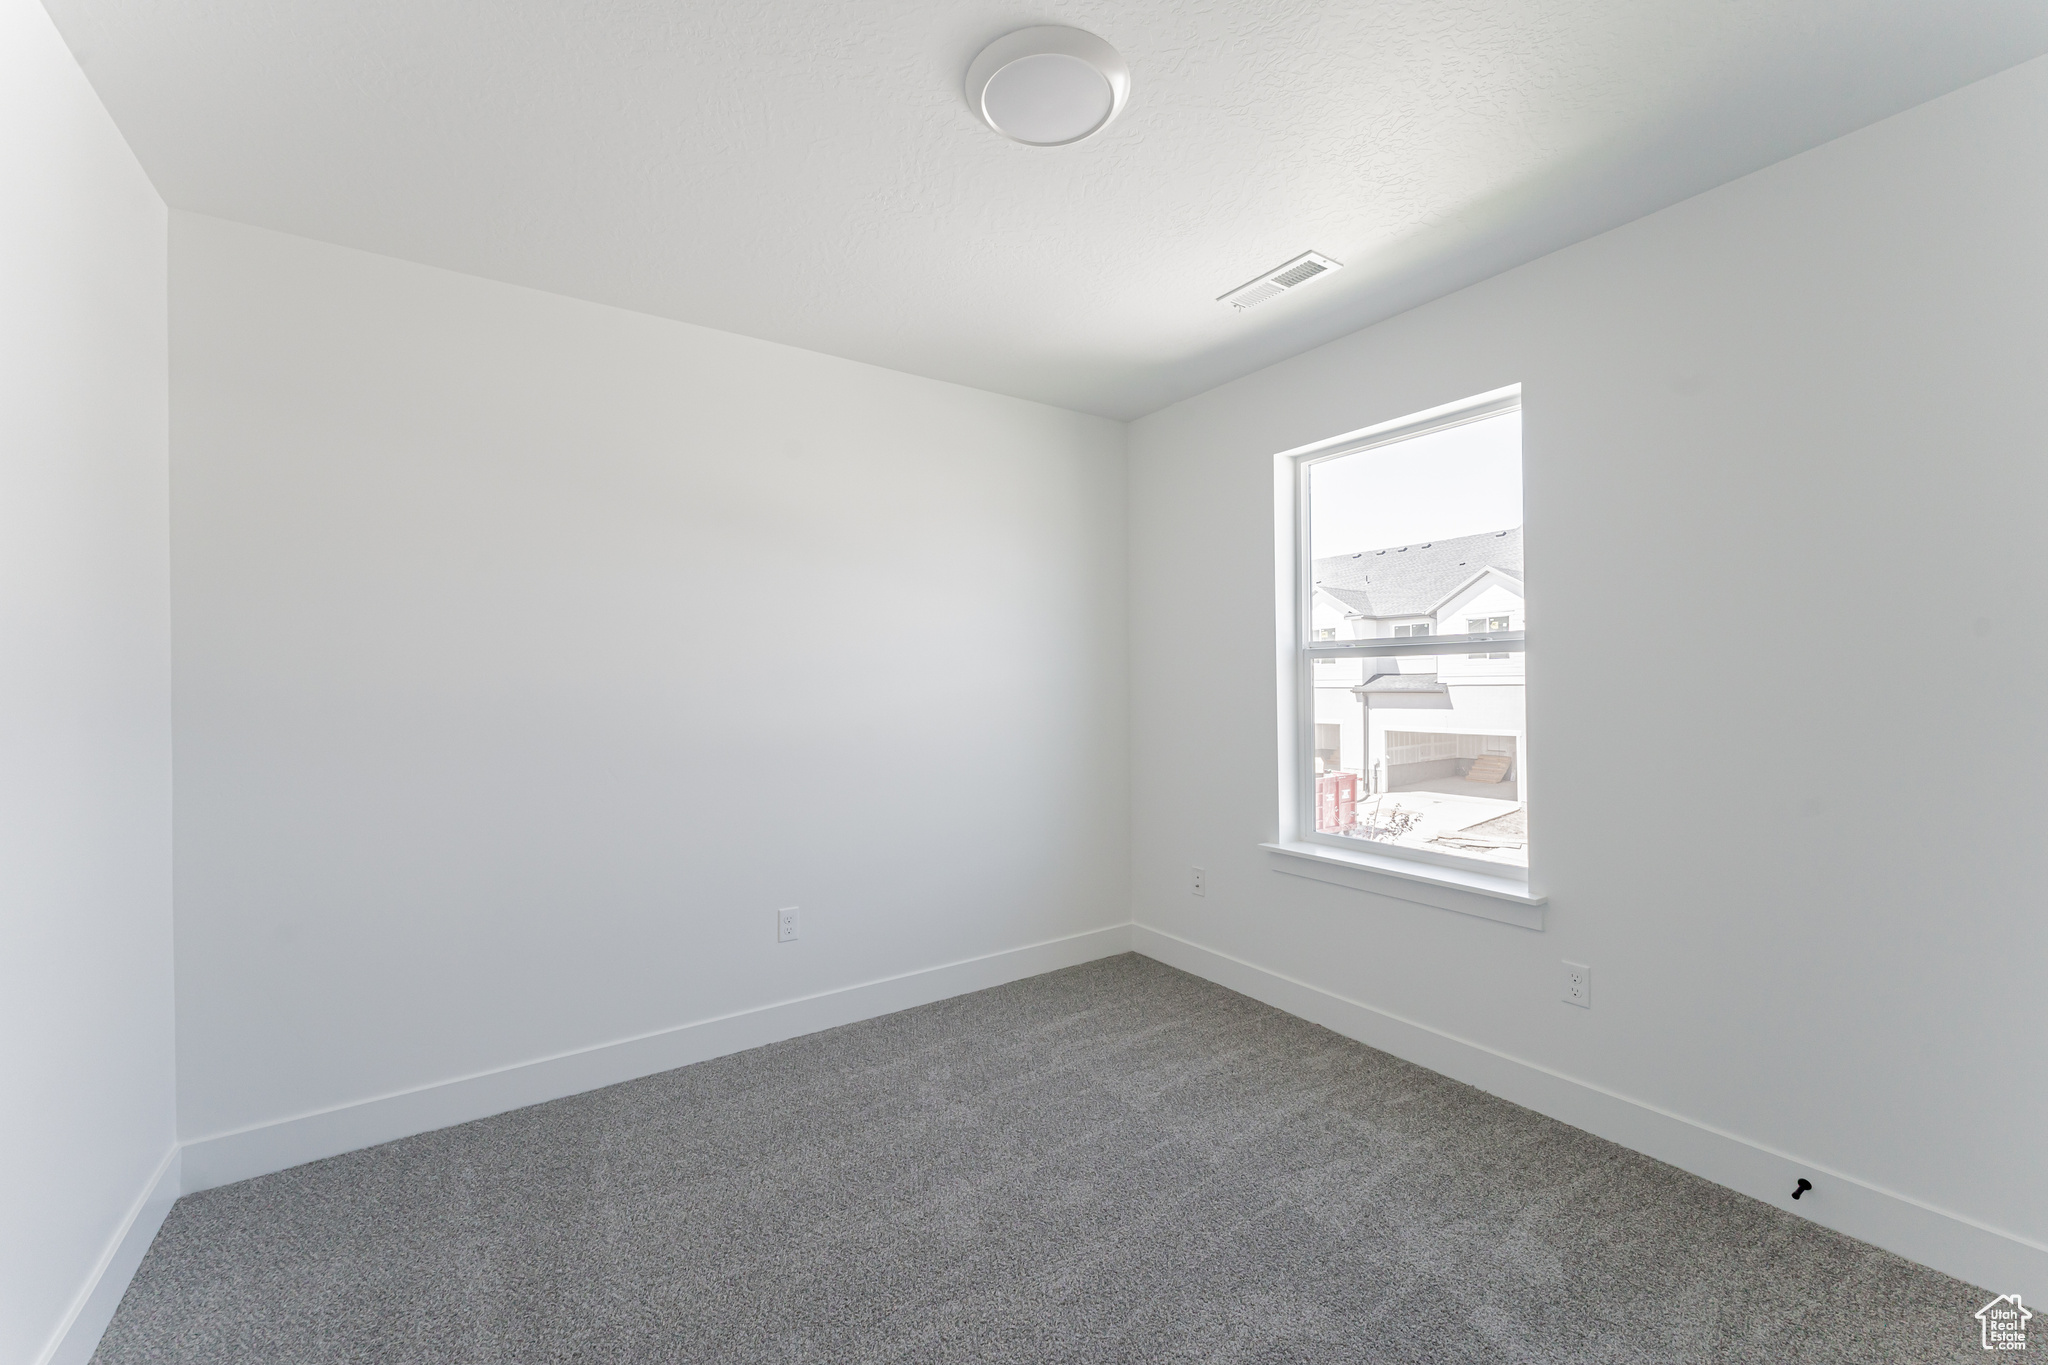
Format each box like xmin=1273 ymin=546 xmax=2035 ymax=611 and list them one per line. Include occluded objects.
xmin=170 ymin=214 xmax=1128 ymax=1162
xmin=0 ymin=0 xmax=176 ymax=1360
xmin=1129 ymin=55 xmax=2048 ymax=1293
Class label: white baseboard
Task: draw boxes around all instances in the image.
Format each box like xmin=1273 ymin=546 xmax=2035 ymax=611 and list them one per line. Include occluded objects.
xmin=37 ymin=1145 xmax=182 ymax=1365
xmin=182 ymin=923 xmax=1134 ymax=1193
xmin=1131 ymin=923 xmax=2047 ymax=1303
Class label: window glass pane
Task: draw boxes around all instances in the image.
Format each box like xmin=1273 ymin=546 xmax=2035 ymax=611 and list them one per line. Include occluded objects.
xmin=1306 ymin=409 xmax=1524 ymax=870
xmin=1308 ymin=655 xmax=1526 ymax=867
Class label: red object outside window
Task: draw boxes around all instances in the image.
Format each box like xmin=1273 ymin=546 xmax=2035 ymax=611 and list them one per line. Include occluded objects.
xmin=1315 ymin=772 xmax=1357 ymax=833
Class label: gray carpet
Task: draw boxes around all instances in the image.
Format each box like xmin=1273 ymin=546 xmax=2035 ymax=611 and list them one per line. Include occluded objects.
xmin=96 ymin=954 xmax=1986 ymax=1363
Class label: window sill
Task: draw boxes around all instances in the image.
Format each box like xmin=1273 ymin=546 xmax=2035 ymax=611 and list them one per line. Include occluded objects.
xmin=1259 ymin=841 xmax=1545 ymax=930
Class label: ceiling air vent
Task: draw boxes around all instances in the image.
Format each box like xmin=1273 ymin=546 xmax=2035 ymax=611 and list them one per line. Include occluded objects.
xmin=1217 ymin=251 xmax=1343 ymax=312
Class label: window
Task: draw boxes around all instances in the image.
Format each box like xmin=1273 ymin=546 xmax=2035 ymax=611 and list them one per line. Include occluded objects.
xmin=1467 ymin=615 xmax=1510 ymax=659
xmin=1314 ymin=723 xmax=1342 ymax=773
xmin=1296 ymin=390 xmax=1526 ymax=875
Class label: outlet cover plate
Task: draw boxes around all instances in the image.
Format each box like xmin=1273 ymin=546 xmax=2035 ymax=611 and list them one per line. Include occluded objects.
xmin=1562 ymin=960 xmax=1591 ymax=1008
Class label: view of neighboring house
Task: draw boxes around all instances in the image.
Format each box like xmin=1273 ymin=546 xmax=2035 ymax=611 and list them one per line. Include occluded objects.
xmin=1311 ymin=526 xmax=1526 ymax=866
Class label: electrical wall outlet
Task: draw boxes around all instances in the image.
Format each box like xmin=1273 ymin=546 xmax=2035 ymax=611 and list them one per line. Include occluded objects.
xmin=1191 ymin=867 xmax=1206 ymax=897
xmin=777 ymin=907 xmax=800 ymax=943
xmin=1561 ymin=960 xmax=1591 ymax=1008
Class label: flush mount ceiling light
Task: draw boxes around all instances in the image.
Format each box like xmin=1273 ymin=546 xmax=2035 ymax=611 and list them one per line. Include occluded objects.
xmin=966 ymin=27 xmax=1130 ymax=147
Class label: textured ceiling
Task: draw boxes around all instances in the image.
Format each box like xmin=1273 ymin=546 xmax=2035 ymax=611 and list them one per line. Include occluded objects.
xmin=43 ymin=0 xmax=2048 ymax=418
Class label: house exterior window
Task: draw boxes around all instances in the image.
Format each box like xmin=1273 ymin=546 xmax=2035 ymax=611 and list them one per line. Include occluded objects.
xmin=1467 ymin=615 xmax=1511 ymax=659
xmin=1296 ymin=389 xmax=1526 ymax=877
xmin=1314 ymin=722 xmax=1342 ymax=773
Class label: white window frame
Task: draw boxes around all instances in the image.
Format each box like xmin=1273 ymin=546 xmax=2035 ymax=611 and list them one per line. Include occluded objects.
xmin=1289 ymin=389 xmax=1528 ymax=883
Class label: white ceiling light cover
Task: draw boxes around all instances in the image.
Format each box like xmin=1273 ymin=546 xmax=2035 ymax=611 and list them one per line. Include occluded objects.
xmin=966 ymin=27 xmax=1130 ymax=146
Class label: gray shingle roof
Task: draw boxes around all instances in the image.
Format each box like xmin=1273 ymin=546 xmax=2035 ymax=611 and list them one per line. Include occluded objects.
xmin=1313 ymin=527 xmax=1521 ymax=619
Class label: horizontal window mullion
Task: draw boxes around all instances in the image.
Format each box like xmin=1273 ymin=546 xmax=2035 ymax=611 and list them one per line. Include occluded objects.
xmin=1305 ymin=631 xmax=1525 ymax=658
